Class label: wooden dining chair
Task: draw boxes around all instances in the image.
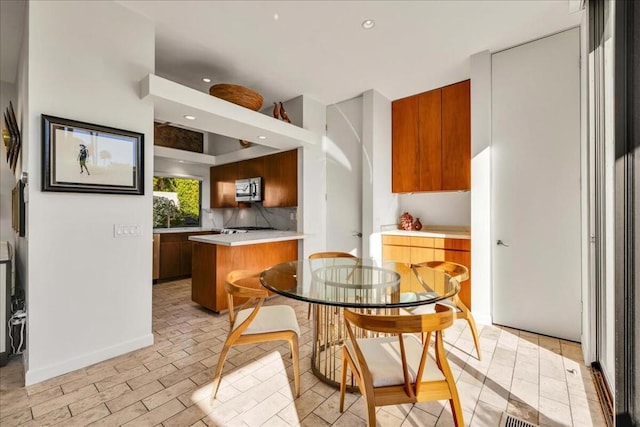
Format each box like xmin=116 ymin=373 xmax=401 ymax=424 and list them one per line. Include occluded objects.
xmin=211 ymin=270 xmax=300 ymax=399
xmin=413 ymin=260 xmax=481 ymax=360
xmin=339 ymin=304 xmax=464 ymax=427
xmin=307 ymin=251 xmax=356 ymax=319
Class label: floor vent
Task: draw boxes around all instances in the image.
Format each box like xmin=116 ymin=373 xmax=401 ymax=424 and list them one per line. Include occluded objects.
xmin=499 ymin=412 xmax=538 ymax=427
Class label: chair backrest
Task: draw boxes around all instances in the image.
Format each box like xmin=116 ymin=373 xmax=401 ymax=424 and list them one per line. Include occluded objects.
xmin=309 ymin=251 xmax=356 ymax=259
xmin=343 ymin=304 xmax=455 ymax=397
xmin=225 ymin=270 xmax=268 ymax=331
xmin=415 ymin=261 xmax=469 ymax=283
xmin=343 ymin=303 xmax=454 ymax=334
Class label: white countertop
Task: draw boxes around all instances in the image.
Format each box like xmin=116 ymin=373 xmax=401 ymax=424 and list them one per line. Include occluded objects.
xmin=153 ymin=227 xmax=220 ymax=234
xmin=189 ymin=230 xmax=305 ymax=246
xmin=381 ymin=229 xmax=470 ymax=239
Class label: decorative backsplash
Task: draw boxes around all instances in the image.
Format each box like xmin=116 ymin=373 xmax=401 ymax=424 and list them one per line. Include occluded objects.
xmin=203 ymin=205 xmax=297 ymax=231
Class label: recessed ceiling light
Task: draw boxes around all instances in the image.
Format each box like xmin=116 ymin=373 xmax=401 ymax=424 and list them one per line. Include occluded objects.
xmin=362 ymin=19 xmax=375 ymax=30
xmin=273 ymin=12 xmax=279 ymax=20
xmin=201 ymin=77 xmax=211 ymax=83
xmin=184 ymin=115 xmax=196 ymax=120
xmin=178 ymin=160 xmax=185 ymax=163
xmin=258 ymin=135 xmax=267 ymax=140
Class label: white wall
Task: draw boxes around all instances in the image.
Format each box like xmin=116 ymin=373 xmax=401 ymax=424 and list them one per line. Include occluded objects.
xmin=0 ymin=81 xmax=17 ymax=244
xmin=362 ymin=89 xmax=396 ymax=260
xmin=397 ymin=192 xmax=470 ymax=227
xmin=300 ymin=96 xmax=327 ymax=258
xmin=24 ymin=1 xmax=154 ymax=384
xmin=470 ymin=50 xmax=493 ymax=325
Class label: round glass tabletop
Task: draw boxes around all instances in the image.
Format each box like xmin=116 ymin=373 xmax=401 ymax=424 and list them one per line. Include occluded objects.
xmin=260 ymin=258 xmax=460 ymax=309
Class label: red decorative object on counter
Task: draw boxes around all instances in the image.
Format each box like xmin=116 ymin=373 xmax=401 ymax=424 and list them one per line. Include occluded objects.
xmin=400 ymin=212 xmax=414 ymax=230
xmin=413 ymin=217 xmax=422 ymax=231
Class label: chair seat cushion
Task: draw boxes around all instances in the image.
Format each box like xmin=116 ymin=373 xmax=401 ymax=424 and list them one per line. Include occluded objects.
xmin=345 ymin=334 xmax=446 ymax=387
xmin=234 ymin=305 xmax=300 ymax=336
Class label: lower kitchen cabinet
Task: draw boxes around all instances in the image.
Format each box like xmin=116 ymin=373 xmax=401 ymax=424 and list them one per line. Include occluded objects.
xmin=382 ymin=235 xmax=472 ymax=309
xmin=152 ymin=234 xmax=160 ymax=280
xmin=191 ymin=240 xmax=298 ymax=312
xmin=157 ymin=231 xmax=214 ymax=281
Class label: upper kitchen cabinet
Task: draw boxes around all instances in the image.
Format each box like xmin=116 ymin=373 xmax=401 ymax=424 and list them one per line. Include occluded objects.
xmin=263 ymin=149 xmax=297 ymax=207
xmin=210 ymin=149 xmax=298 ymax=208
xmin=441 ymin=80 xmax=471 ymax=191
xmin=392 ymin=89 xmax=442 ymax=192
xmin=210 ymin=162 xmax=239 ymax=208
xmin=238 ymin=156 xmax=265 ymax=179
xmin=391 ymin=80 xmax=470 ymax=193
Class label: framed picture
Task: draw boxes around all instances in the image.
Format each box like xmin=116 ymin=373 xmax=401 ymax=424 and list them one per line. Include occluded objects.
xmin=42 ymin=115 xmax=144 ymax=195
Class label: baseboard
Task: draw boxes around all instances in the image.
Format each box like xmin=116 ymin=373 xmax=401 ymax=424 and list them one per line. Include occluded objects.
xmin=25 ymin=333 xmax=154 ymax=386
xmin=473 ymin=313 xmax=493 ymax=325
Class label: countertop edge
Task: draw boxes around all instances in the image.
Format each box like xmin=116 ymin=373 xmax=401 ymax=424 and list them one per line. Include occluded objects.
xmin=189 ymin=232 xmax=306 ymax=246
xmin=380 ymin=230 xmax=471 ymax=239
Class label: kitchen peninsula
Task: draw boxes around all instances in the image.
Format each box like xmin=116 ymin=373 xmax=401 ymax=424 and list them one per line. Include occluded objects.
xmin=189 ymin=231 xmax=304 ymax=312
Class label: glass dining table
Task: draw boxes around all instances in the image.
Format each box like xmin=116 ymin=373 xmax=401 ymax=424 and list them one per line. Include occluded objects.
xmin=260 ymin=257 xmax=461 ymax=389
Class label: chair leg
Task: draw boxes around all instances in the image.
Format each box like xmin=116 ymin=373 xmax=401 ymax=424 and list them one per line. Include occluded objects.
xmin=466 ymin=315 xmax=482 ymax=360
xmin=449 ymin=394 xmax=465 ymax=427
xmin=307 ymin=303 xmax=312 ymax=319
xmin=290 ymin=334 xmax=300 ymax=398
xmin=339 ymin=349 xmax=348 ymax=412
xmin=211 ymin=344 xmax=232 ymax=399
xmin=365 ymin=395 xmax=377 ymax=427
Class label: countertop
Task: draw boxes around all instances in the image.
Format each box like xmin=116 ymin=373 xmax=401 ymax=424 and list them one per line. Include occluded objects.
xmin=189 ymin=230 xmax=305 ymax=247
xmin=381 ymin=228 xmax=470 ymax=240
xmin=153 ymin=227 xmax=220 ymax=234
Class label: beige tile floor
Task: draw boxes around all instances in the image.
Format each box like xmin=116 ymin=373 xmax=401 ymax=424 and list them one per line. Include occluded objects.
xmin=0 ymin=279 xmax=606 ymax=426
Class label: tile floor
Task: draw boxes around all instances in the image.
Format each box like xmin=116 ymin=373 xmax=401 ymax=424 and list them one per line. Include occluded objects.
xmin=0 ymin=279 xmax=606 ymax=426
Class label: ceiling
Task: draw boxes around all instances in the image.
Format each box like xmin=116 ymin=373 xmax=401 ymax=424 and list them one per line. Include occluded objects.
xmin=1 ymin=1 xmax=582 ymax=111
xmin=0 ymin=0 xmax=26 ymax=84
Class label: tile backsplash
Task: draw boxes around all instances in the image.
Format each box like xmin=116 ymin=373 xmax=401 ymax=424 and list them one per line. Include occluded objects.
xmin=202 ymin=205 xmax=297 ymax=231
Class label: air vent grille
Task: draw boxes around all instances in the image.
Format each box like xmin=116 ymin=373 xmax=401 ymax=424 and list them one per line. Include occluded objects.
xmin=499 ymin=412 xmax=538 ymax=427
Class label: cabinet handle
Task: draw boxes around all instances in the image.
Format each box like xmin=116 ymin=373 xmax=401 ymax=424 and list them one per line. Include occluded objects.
xmin=496 ymin=240 xmax=509 ymax=247
xmin=352 ymin=232 xmax=363 ymax=238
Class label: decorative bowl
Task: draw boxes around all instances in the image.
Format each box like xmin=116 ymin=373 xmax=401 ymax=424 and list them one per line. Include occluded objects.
xmin=209 ymin=84 xmax=263 ymax=111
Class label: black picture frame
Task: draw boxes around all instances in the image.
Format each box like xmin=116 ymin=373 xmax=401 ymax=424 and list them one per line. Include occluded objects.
xmin=42 ymin=115 xmax=144 ymax=195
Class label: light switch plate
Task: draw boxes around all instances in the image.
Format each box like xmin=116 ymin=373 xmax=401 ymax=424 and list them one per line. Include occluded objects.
xmin=114 ymin=224 xmax=142 ymax=238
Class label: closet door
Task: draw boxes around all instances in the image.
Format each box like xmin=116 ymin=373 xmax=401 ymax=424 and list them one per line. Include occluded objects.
xmin=492 ymin=28 xmax=581 ymax=341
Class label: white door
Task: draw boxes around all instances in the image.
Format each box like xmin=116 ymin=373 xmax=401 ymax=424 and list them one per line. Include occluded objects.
xmin=325 ymin=97 xmax=363 ymax=256
xmin=492 ymin=28 xmax=581 ymax=341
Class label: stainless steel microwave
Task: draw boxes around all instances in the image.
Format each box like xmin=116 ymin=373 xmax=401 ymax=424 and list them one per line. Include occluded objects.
xmin=235 ymin=177 xmax=262 ymax=202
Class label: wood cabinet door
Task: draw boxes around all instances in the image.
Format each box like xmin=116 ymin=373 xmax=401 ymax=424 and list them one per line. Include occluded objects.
xmin=443 ymin=249 xmax=471 ymax=309
xmin=263 ymin=150 xmax=297 ymax=207
xmin=417 ymin=89 xmax=442 ymax=191
xmin=159 ymin=241 xmax=181 ymax=279
xmin=210 ymin=163 xmax=238 ymax=208
xmin=152 ymin=234 xmax=160 ymax=280
xmin=382 ymin=244 xmax=410 ymax=263
xmin=180 ymin=241 xmax=193 ymax=276
xmin=441 ymin=80 xmax=471 ymax=191
xmin=392 ymin=96 xmax=420 ymax=192
xmin=238 ymin=156 xmax=264 ymax=179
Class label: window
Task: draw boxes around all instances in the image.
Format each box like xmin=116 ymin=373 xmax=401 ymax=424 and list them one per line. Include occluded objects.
xmin=153 ymin=176 xmax=201 ymax=228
